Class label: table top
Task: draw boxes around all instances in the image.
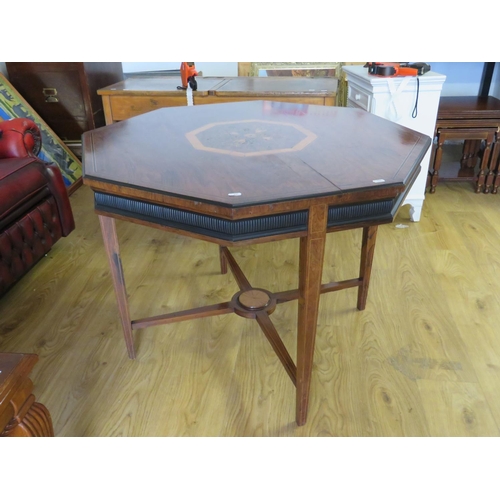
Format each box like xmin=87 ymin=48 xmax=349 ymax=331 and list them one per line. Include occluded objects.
xmin=438 ymin=96 xmax=500 ymax=119
xmin=97 ymin=76 xmax=338 ymax=97
xmin=213 ymin=77 xmax=337 ymax=96
xmin=82 ymin=100 xmax=430 ymax=210
xmin=97 ymin=77 xmax=227 ymax=96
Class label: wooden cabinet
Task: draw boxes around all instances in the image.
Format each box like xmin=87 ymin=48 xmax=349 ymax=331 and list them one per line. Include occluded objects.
xmin=342 ymin=65 xmax=446 ymax=222
xmin=97 ymin=76 xmax=338 ymax=124
xmin=6 ymin=62 xmax=123 ymax=142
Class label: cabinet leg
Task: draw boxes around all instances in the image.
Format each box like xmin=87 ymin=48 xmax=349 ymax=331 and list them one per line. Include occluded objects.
xmin=408 ymin=200 xmax=423 ymax=222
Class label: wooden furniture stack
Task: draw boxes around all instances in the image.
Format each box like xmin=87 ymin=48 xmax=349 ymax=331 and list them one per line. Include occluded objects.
xmin=428 ymin=96 xmax=500 ymax=194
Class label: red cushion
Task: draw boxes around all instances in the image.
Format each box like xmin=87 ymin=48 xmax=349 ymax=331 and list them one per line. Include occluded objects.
xmin=0 ymin=158 xmax=49 ymax=221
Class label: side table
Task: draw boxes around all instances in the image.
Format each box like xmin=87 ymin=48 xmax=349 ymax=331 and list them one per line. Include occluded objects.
xmin=428 ymin=96 xmax=500 ymax=194
xmin=82 ymin=101 xmax=430 ymax=426
xmin=0 ymin=352 xmax=54 ymax=437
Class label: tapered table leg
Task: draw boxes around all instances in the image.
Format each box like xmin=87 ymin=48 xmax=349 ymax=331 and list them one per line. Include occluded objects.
xmin=357 ymin=226 xmax=378 ymax=310
xmin=296 ymin=204 xmax=328 ymax=426
xmin=219 ymin=245 xmax=228 ymax=274
xmin=99 ymin=215 xmax=135 ymax=359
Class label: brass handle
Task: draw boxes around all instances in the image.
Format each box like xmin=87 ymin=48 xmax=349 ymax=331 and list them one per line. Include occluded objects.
xmin=42 ymin=88 xmax=58 ymax=102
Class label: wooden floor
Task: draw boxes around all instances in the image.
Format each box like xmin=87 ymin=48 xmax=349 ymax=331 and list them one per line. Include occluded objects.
xmin=1 ymin=181 xmax=500 ymax=437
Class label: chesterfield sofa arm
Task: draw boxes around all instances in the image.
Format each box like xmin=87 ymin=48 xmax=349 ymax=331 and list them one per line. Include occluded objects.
xmin=0 ymin=117 xmax=41 ymax=158
xmin=0 ymin=118 xmax=75 ymax=296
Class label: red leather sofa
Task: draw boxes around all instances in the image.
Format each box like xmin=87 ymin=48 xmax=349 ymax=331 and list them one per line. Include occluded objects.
xmin=0 ymin=118 xmax=75 ymax=296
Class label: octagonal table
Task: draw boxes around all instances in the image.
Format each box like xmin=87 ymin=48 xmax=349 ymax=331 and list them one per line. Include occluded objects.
xmin=82 ymin=100 xmax=431 ymax=426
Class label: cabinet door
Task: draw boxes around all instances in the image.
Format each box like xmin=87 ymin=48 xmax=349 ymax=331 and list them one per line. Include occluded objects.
xmin=6 ymin=63 xmax=90 ymax=141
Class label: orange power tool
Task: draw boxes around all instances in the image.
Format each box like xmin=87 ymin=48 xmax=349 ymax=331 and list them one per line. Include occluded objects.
xmin=177 ymin=62 xmax=198 ymax=91
xmin=364 ymin=62 xmax=419 ymax=77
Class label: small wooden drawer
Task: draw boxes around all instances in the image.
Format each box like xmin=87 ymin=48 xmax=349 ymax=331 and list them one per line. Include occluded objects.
xmin=347 ymin=84 xmax=371 ymax=111
xmin=201 ymin=95 xmax=332 ymax=106
xmin=109 ymin=95 xmax=189 ymax=121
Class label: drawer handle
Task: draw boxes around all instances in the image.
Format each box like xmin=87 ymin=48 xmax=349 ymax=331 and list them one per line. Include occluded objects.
xmin=43 ymin=88 xmax=59 ymax=103
xmin=355 ymin=94 xmax=361 ymax=101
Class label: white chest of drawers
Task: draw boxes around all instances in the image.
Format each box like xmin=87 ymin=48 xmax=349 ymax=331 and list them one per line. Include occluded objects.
xmin=342 ymin=65 xmax=446 ymax=221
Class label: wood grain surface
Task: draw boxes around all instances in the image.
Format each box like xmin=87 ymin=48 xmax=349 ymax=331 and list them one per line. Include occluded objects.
xmin=2 ymin=183 xmax=500 ymax=436
xmin=97 ymin=77 xmax=338 ymax=124
xmin=83 ymin=101 xmax=430 ymax=208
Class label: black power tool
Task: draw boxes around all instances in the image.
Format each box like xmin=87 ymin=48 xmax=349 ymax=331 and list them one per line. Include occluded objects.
xmin=364 ymin=62 xmax=431 ymax=77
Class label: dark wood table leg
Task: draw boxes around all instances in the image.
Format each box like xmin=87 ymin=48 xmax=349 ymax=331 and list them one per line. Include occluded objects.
xmin=296 ymin=204 xmax=328 ymax=426
xmin=470 ymin=139 xmax=481 ymax=168
xmin=462 ymin=139 xmax=481 ymax=169
xmin=458 ymin=139 xmax=480 ymax=177
xmin=491 ymin=136 xmax=500 ymax=194
xmin=461 ymin=140 xmax=471 ymax=168
xmin=478 ymin=132 xmax=494 ymax=193
xmin=430 ymin=131 xmax=444 ymax=193
xmin=357 ymin=226 xmax=378 ymax=310
xmin=99 ymin=215 xmax=135 ymax=359
xmin=219 ymin=245 xmax=228 ymax=274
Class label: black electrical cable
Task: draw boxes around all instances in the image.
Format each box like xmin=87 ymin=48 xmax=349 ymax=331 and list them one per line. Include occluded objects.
xmin=412 ymin=77 xmax=420 ymax=118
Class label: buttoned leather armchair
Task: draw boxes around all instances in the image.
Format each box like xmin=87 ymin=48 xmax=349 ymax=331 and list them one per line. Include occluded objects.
xmin=0 ymin=118 xmax=75 ymax=296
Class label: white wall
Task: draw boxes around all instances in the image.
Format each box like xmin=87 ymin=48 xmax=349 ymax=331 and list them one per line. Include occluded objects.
xmin=122 ymin=62 xmax=238 ymax=77
xmin=491 ymin=63 xmax=500 ymax=99
xmin=122 ymin=62 xmax=497 ymax=94
xmin=428 ymin=62 xmax=484 ymax=96
xmin=125 ymin=62 xmax=497 ymax=96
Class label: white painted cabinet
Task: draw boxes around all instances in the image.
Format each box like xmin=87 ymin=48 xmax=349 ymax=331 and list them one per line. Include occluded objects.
xmin=342 ymin=65 xmax=446 ymax=222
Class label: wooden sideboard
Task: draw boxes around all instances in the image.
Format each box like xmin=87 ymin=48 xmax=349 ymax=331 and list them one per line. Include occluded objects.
xmin=98 ymin=76 xmax=338 ymax=125
xmin=0 ymin=352 xmax=54 ymax=437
